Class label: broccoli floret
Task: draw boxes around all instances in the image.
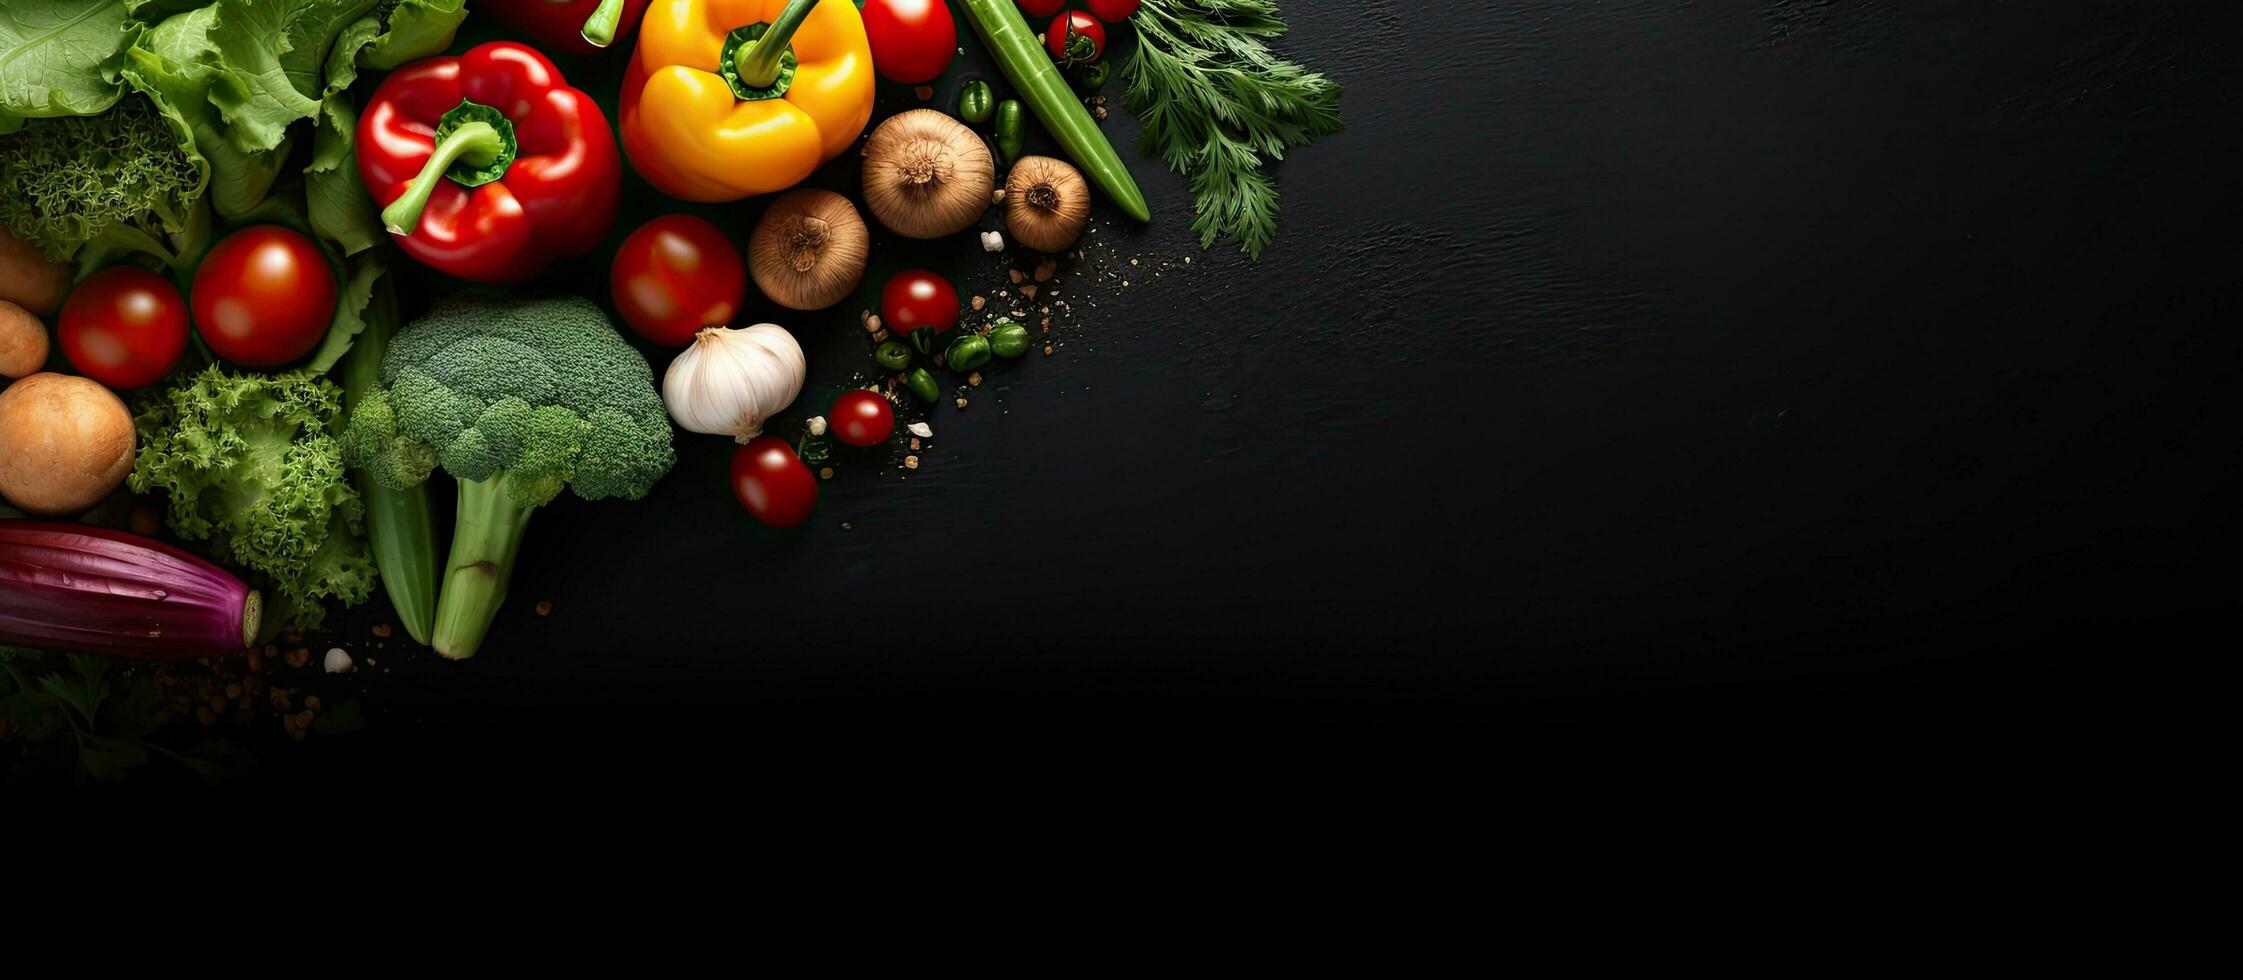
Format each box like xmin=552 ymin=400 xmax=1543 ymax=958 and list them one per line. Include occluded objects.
xmin=342 ymin=295 xmax=675 ymax=658
xmin=0 ymin=95 xmax=207 ymax=266
xmin=130 ymin=367 xmax=376 ymax=633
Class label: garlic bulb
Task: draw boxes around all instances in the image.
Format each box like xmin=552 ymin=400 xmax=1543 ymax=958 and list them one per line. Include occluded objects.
xmin=663 ymin=325 xmax=805 ymax=443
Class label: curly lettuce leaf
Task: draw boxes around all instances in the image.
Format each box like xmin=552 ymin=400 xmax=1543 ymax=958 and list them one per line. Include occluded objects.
xmin=0 ymin=0 xmax=140 ymax=132
xmin=0 ymin=89 xmax=209 ymax=267
xmin=128 ymin=365 xmax=376 ymax=630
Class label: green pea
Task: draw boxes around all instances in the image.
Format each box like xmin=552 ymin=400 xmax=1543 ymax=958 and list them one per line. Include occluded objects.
xmin=993 ymin=99 xmax=1025 ymax=164
xmin=945 ymin=333 xmax=993 ymax=372
xmin=1074 ymin=62 xmax=1109 ymax=93
xmin=988 ymin=320 xmax=1031 ymax=359
xmin=906 ymin=367 xmax=941 ymax=404
xmin=957 ymin=80 xmax=994 ymax=124
xmin=875 ymin=340 xmax=913 ymax=371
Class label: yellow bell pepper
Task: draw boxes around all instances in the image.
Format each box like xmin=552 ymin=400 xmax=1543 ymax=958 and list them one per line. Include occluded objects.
xmin=621 ymin=0 xmax=875 ymax=202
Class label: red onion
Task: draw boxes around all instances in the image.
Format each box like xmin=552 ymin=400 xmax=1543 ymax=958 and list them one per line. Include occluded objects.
xmin=1 ymin=521 xmax=260 ymax=658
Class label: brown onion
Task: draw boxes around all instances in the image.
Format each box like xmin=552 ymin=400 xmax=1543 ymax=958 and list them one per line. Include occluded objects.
xmin=750 ymin=189 xmax=869 ymax=310
xmin=1003 ymin=156 xmax=1091 ymax=254
xmin=861 ymin=109 xmax=994 ymax=239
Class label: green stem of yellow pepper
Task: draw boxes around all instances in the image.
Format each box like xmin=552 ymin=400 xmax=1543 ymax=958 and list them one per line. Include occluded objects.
xmin=581 ymin=0 xmax=626 ymax=47
xmin=733 ymin=0 xmax=819 ymax=90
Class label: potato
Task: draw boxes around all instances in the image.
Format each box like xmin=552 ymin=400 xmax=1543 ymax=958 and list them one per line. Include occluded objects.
xmin=1 ymin=300 xmax=51 ymax=378
xmin=0 ymin=226 xmax=70 ymax=317
xmin=0 ymin=372 xmax=136 ymax=515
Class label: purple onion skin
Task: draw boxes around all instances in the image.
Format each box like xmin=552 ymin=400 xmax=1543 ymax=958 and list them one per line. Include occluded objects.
xmin=0 ymin=522 xmax=259 ymax=659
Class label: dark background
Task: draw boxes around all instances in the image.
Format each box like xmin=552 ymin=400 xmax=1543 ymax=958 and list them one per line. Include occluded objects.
xmin=281 ymin=0 xmax=2234 ymax=784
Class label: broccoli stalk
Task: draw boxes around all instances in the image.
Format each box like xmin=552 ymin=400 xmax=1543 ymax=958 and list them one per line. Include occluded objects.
xmin=343 ymin=295 xmax=676 ymax=660
xmin=432 ymin=474 xmax=539 ymax=658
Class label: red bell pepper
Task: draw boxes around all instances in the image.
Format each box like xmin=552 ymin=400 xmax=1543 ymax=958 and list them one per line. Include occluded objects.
xmin=480 ymin=0 xmax=651 ymax=54
xmin=357 ymin=42 xmax=621 ymax=285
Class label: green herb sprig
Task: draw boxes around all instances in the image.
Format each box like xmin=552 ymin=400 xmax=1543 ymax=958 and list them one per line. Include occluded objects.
xmin=1123 ymin=0 xmax=1343 ymax=260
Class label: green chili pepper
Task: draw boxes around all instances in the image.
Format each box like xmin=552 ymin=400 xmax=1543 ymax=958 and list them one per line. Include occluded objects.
xmin=906 ymin=367 xmax=941 ymax=403
xmin=993 ymin=99 xmax=1025 ymax=164
xmin=875 ymin=339 xmax=913 ymax=371
xmin=988 ymin=319 xmax=1031 ymax=359
xmin=958 ymin=80 xmax=994 ymax=124
xmin=946 ymin=333 xmax=993 ymax=372
xmin=910 ymin=326 xmax=939 ymax=355
xmin=1073 ymin=62 xmax=1109 ymax=93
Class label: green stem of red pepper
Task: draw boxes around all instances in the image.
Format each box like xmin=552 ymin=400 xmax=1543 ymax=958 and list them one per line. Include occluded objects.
xmin=733 ymin=0 xmax=818 ymax=90
xmin=380 ymin=121 xmax=507 ymax=236
xmin=581 ymin=0 xmax=627 ymax=47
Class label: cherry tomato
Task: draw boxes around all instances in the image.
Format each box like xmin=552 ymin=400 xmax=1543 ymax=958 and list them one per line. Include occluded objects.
xmin=58 ymin=266 xmax=188 ymax=390
xmin=831 ymin=390 xmax=895 ymax=448
xmin=611 ymin=214 xmax=747 ymax=347
xmin=863 ymin=0 xmax=957 ymax=84
xmin=190 ymin=226 xmax=337 ymax=367
xmin=880 ymin=270 xmax=959 ymax=335
xmin=1047 ymin=11 xmax=1106 ymax=64
xmin=1085 ymin=0 xmax=1141 ymax=21
xmin=1017 ymin=0 xmax=1066 ymax=16
xmin=732 ymin=435 xmax=818 ymax=528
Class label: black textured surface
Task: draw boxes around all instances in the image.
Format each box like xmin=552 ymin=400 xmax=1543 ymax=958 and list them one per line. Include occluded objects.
xmin=282 ymin=1 xmax=2233 ymax=782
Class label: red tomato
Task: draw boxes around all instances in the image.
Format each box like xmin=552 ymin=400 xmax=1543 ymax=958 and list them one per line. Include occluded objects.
xmin=1017 ymin=0 xmax=1065 ymax=16
xmin=1086 ymin=0 xmax=1141 ymax=21
xmin=831 ymin=390 xmax=895 ymax=447
xmin=190 ymin=226 xmax=337 ymax=367
xmin=1047 ymin=11 xmax=1106 ymax=64
xmin=732 ymin=435 xmax=818 ymax=528
xmin=611 ymin=215 xmax=746 ymax=347
xmin=863 ymin=0 xmax=957 ymax=84
xmin=58 ymin=266 xmax=189 ymax=390
xmin=880 ymin=270 xmax=959 ymax=335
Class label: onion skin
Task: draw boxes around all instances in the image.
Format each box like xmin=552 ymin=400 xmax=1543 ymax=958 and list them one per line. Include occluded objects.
xmin=750 ymin=189 xmax=870 ymax=310
xmin=1004 ymin=156 xmax=1091 ymax=253
xmin=860 ymin=109 xmax=995 ymax=239
xmin=0 ymin=522 xmax=260 ymax=658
